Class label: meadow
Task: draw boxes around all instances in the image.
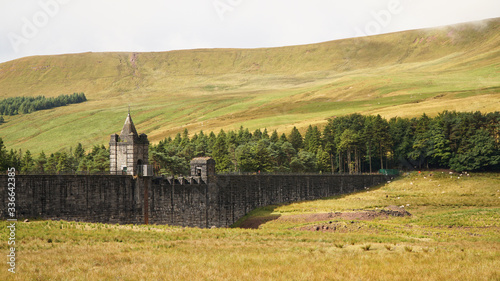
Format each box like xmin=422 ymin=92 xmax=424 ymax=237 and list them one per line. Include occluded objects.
xmin=0 ymin=172 xmax=498 ymax=280
xmin=0 ymin=18 xmax=499 ymax=155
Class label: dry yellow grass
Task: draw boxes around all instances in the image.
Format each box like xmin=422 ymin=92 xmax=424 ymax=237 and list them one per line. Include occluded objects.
xmin=0 ymin=173 xmax=499 ymax=280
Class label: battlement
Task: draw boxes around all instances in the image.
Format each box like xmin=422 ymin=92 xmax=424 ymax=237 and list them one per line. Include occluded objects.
xmin=0 ymin=173 xmax=389 ymax=228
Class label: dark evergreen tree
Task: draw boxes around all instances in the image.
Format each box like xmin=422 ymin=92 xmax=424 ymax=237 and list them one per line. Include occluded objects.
xmin=45 ymin=153 xmax=58 ymax=173
xmin=253 ymin=139 xmax=272 ymax=172
xmin=316 ymin=147 xmax=331 ymax=173
xmin=270 ymin=130 xmax=279 ymax=143
xmin=21 ymin=150 xmax=34 ymax=172
xmin=290 ymin=151 xmax=317 ymax=173
xmin=279 ymin=133 xmax=288 ymax=143
xmin=74 ymin=143 xmax=85 ymax=162
xmin=252 ymin=129 xmax=263 ymax=141
xmin=212 ymin=130 xmax=231 ymax=172
xmin=35 ymin=151 xmax=47 ymax=173
xmin=304 ymin=125 xmax=322 ymax=153
xmin=0 ymin=138 xmax=8 ymax=171
xmin=449 ymin=128 xmax=500 ymax=171
xmin=388 ymin=117 xmax=413 ymax=171
xmin=262 ymin=128 xmax=270 ymax=139
xmin=236 ymin=143 xmax=257 ymax=172
xmin=408 ymin=114 xmax=431 ymax=169
xmin=56 ymin=152 xmax=72 ymax=173
xmin=288 ymin=127 xmax=303 ymax=151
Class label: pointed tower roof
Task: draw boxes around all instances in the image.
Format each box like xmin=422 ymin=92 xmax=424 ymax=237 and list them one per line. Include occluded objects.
xmin=120 ymin=113 xmax=138 ymax=139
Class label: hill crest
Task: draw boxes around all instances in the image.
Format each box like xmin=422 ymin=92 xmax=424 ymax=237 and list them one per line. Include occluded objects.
xmin=0 ymin=18 xmax=499 ymax=154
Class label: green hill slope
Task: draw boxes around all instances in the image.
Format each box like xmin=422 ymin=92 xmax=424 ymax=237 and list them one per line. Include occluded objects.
xmin=0 ymin=18 xmax=499 ymax=154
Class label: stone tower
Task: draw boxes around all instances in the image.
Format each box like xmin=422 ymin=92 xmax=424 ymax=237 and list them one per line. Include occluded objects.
xmin=109 ymin=113 xmax=149 ymax=175
xmin=190 ymin=157 xmax=216 ymax=182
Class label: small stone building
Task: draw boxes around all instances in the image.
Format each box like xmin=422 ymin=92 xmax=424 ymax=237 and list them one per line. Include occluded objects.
xmin=190 ymin=157 xmax=216 ymax=181
xmin=109 ymin=113 xmax=149 ymax=175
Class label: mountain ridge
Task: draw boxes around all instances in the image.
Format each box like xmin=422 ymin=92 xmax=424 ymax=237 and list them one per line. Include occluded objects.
xmin=0 ymin=18 xmax=499 ymax=154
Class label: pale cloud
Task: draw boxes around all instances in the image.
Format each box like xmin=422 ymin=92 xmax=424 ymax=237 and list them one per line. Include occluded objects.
xmin=0 ymin=0 xmax=499 ymax=63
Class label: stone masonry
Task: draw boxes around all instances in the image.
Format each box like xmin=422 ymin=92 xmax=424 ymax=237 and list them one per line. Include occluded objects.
xmin=0 ymin=173 xmax=388 ymax=227
xmin=0 ymin=114 xmax=390 ymax=227
xmin=109 ymin=113 xmax=149 ymax=175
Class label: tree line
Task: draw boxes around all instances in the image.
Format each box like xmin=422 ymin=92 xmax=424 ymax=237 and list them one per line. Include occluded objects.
xmin=0 ymin=140 xmax=109 ymax=174
xmin=1 ymin=110 xmax=498 ymax=175
xmin=0 ymin=92 xmax=87 ymax=116
xmin=150 ymin=111 xmax=500 ymax=174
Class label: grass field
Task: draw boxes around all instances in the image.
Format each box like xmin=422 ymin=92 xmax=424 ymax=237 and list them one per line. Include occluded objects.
xmin=0 ymin=172 xmax=499 ymax=280
xmin=0 ymin=18 xmax=499 ymax=154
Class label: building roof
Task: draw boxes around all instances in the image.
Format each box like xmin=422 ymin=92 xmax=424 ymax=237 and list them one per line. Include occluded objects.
xmin=120 ymin=113 xmax=138 ymax=138
xmin=190 ymin=157 xmax=215 ymax=164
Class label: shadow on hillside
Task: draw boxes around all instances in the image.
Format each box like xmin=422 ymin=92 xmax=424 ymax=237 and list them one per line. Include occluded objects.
xmin=237 ymin=214 xmax=281 ymax=229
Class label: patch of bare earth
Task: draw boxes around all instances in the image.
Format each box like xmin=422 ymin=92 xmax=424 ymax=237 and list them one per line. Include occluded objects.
xmin=239 ymin=206 xmax=411 ymax=230
xmin=297 ymin=206 xmax=411 ymax=232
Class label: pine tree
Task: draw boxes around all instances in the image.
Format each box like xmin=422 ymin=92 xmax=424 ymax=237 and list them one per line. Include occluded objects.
xmin=270 ymin=130 xmax=279 ymax=143
xmin=450 ymin=128 xmax=500 ymax=171
xmin=212 ymin=130 xmax=231 ymax=172
xmin=279 ymin=133 xmax=288 ymax=143
xmin=45 ymin=153 xmax=58 ymax=173
xmin=252 ymin=129 xmax=263 ymax=141
xmin=35 ymin=151 xmax=47 ymax=173
xmin=193 ymin=132 xmax=209 ymax=157
xmin=262 ymin=128 xmax=269 ymax=139
xmin=363 ymin=116 xmax=376 ymax=173
xmin=290 ymin=151 xmax=317 ymax=173
xmin=281 ymin=141 xmax=296 ymax=165
xmin=236 ymin=143 xmax=257 ymax=172
xmin=304 ymin=125 xmax=322 ymax=153
xmin=74 ymin=143 xmax=85 ymax=161
xmin=21 ymin=150 xmax=35 ymax=172
xmin=372 ymin=115 xmax=392 ymax=170
xmin=288 ymin=127 xmax=303 ymax=151
xmin=173 ymin=133 xmax=182 ymax=146
xmin=338 ymin=129 xmax=361 ymax=173
xmin=56 ymin=152 xmax=72 ymax=173
xmin=8 ymin=149 xmax=21 ymax=171
xmin=0 ymin=137 xmax=8 ymax=171
xmin=253 ymin=140 xmax=272 ymax=172
xmin=236 ymin=126 xmax=252 ymax=144
xmin=92 ymin=149 xmax=110 ymax=172
xmin=180 ymin=129 xmax=190 ymax=147
xmin=388 ymin=117 xmax=413 ymax=171
xmin=427 ymin=117 xmax=452 ymax=167
xmin=316 ymin=147 xmax=331 ymax=173
xmin=408 ymin=114 xmax=431 ymax=169
xmin=207 ymin=132 xmax=217 ymax=152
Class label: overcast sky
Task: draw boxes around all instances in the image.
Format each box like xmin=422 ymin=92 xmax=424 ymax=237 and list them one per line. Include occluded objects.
xmin=0 ymin=0 xmax=499 ymax=64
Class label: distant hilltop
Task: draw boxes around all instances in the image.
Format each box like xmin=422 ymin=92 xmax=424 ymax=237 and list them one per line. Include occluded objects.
xmin=0 ymin=18 xmax=498 ymax=155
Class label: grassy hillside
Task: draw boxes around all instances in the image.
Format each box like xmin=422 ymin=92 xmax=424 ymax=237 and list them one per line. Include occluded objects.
xmin=0 ymin=18 xmax=499 ymax=154
xmin=1 ymin=173 xmax=498 ymax=280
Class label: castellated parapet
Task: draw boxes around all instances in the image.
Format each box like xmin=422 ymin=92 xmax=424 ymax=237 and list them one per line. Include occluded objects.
xmin=0 ymin=113 xmax=391 ymax=228
xmin=0 ymin=174 xmax=388 ymax=227
xmin=109 ymin=113 xmax=149 ymax=175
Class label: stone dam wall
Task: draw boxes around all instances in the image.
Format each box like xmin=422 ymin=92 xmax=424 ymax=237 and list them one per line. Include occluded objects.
xmin=0 ymin=174 xmax=388 ymax=228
